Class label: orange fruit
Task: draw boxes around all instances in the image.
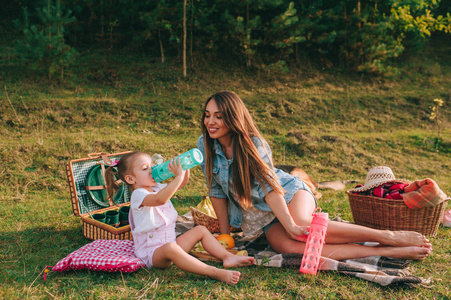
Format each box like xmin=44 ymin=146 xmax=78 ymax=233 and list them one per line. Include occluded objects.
xmin=216 ymin=234 xmax=235 ymax=249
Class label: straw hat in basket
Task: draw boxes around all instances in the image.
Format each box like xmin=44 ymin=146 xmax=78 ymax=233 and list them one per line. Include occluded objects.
xmin=349 ymin=166 xmax=410 ymax=193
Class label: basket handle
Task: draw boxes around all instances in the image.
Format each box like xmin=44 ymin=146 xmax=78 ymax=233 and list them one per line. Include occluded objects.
xmin=100 ymin=153 xmax=113 ymax=165
xmin=87 ymin=152 xmax=113 ymax=165
xmin=87 ymin=152 xmax=104 ymax=158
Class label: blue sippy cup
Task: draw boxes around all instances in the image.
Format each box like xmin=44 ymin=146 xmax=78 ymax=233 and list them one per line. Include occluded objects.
xmin=151 ymin=148 xmax=203 ymax=182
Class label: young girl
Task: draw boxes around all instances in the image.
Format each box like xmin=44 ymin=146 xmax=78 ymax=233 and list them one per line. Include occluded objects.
xmin=105 ymin=151 xmax=254 ymax=284
xmin=198 ymin=91 xmax=432 ymax=261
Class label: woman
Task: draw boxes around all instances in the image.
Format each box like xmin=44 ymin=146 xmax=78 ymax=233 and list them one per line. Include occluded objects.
xmin=197 ymin=91 xmax=432 ymax=261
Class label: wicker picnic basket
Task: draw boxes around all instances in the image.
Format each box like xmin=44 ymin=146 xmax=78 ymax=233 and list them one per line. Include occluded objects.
xmin=190 ymin=206 xmax=240 ymax=233
xmin=347 ymin=191 xmax=449 ymax=237
xmin=66 ymin=152 xmax=133 ymax=241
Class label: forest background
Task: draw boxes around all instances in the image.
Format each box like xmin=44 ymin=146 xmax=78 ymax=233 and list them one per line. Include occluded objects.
xmin=2 ymin=0 xmax=451 ymax=79
xmin=1 ymin=0 xmax=451 ymax=299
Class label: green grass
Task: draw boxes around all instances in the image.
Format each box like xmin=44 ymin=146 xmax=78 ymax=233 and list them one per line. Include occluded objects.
xmin=0 ymin=43 xmax=450 ymax=299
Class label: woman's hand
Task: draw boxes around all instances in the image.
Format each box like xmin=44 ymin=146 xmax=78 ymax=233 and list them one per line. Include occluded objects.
xmin=210 ymin=197 xmax=230 ymax=234
xmin=265 ymin=191 xmax=311 ymax=241
xmin=286 ymin=224 xmax=310 ymax=241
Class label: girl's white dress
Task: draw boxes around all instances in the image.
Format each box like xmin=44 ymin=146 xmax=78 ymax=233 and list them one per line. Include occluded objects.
xmin=130 ymin=184 xmax=178 ymax=267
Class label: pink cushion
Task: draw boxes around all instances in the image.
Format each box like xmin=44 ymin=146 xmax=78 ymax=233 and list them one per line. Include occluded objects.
xmin=52 ymin=239 xmax=145 ymax=273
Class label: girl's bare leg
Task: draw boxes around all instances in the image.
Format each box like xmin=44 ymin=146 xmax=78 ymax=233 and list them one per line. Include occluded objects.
xmin=152 ymin=242 xmax=241 ymax=284
xmin=176 ymin=225 xmax=255 ymax=268
xmin=266 ymin=222 xmax=432 ymax=261
xmin=287 ymin=190 xmax=430 ymax=247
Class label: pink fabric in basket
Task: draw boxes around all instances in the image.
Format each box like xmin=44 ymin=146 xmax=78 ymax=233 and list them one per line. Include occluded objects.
xmin=52 ymin=239 xmax=145 ymax=273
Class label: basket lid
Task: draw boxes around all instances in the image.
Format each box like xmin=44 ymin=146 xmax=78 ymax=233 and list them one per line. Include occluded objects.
xmin=67 ymin=152 xmax=132 ymax=216
xmin=85 ymin=164 xmax=125 ymax=207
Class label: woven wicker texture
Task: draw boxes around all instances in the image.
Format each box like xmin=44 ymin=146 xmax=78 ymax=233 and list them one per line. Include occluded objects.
xmin=190 ymin=207 xmax=240 ymax=233
xmin=347 ymin=191 xmax=448 ymax=236
xmin=83 ymin=218 xmax=133 ymax=240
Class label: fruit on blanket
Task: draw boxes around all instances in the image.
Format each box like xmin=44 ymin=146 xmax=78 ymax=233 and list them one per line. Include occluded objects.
xmin=236 ymin=250 xmax=248 ymax=256
xmin=216 ymin=234 xmax=235 ymax=249
xmin=196 ymin=196 xmax=217 ymax=218
xmin=191 ymin=241 xmax=206 ymax=253
xmin=218 ymin=240 xmax=229 ymax=249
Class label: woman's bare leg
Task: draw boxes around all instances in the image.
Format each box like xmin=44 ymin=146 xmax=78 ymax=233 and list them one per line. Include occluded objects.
xmin=287 ymin=190 xmax=430 ymax=247
xmin=152 ymin=242 xmax=241 ymax=284
xmin=266 ymin=222 xmax=432 ymax=261
xmin=325 ymin=221 xmax=430 ymax=246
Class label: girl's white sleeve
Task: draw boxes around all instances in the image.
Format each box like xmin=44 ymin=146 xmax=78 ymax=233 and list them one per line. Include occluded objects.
xmin=130 ymin=188 xmax=150 ymax=209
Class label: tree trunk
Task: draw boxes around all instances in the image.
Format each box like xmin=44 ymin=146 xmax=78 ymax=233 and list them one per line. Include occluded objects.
xmin=47 ymin=0 xmax=52 ymax=81
xmin=190 ymin=0 xmax=194 ymax=67
xmin=357 ymin=0 xmax=361 ymax=29
xmin=159 ymin=29 xmax=165 ymax=63
xmin=246 ymin=2 xmax=251 ymax=67
xmin=183 ymin=0 xmax=187 ymax=77
xmin=100 ymin=0 xmax=105 ymax=40
xmin=344 ymin=0 xmax=347 ymax=21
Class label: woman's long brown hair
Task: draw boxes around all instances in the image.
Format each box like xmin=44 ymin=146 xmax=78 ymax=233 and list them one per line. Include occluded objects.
xmin=201 ymin=91 xmax=285 ymax=209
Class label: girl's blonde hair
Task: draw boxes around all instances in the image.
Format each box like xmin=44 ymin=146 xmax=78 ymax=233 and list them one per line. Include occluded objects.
xmin=201 ymin=91 xmax=285 ymax=209
xmin=105 ymin=152 xmax=147 ymax=202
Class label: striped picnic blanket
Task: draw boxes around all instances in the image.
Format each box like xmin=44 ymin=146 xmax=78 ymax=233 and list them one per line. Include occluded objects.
xmin=176 ymin=214 xmax=431 ymax=287
xmin=253 ymin=248 xmax=430 ymax=287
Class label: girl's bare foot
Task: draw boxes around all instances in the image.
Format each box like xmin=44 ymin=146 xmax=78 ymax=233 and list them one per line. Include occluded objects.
xmin=384 ymin=246 xmax=432 ymax=260
xmin=211 ymin=269 xmax=241 ymax=284
xmin=223 ymin=255 xmax=255 ymax=268
xmin=382 ymin=231 xmax=429 ymax=247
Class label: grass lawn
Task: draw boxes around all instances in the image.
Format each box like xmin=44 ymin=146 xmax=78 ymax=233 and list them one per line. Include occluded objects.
xmin=0 ymin=43 xmax=450 ymax=298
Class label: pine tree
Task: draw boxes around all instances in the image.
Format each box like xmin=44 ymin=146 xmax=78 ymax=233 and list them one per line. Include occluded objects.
xmin=14 ymin=0 xmax=77 ymax=81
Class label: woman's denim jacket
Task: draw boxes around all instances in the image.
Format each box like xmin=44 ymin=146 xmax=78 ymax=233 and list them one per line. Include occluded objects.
xmin=197 ymin=134 xmax=301 ymax=229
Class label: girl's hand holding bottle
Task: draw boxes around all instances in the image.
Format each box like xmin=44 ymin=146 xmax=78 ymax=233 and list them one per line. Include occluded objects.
xmin=151 ymin=148 xmax=202 ymax=182
xmin=167 ymin=157 xmax=186 ymax=179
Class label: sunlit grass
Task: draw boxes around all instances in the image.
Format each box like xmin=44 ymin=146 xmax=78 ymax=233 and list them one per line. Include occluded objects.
xmin=0 ymin=48 xmax=450 ymax=298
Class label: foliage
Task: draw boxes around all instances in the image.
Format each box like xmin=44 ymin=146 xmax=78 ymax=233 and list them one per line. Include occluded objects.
xmin=140 ymin=0 xmax=180 ymax=63
xmin=5 ymin=0 xmax=451 ymax=77
xmin=1 ymin=3 xmax=451 ymax=297
xmin=222 ymin=1 xmax=263 ymax=67
xmin=0 ymin=49 xmax=450 ymax=297
xmin=13 ymin=0 xmax=77 ymax=81
xmin=429 ymin=98 xmax=445 ymax=149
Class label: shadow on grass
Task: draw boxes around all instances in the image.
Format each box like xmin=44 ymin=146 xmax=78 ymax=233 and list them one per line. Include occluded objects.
xmin=0 ymin=226 xmax=96 ymax=282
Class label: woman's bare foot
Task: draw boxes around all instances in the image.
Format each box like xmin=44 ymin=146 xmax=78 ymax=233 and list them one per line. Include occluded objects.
xmin=383 ymin=246 xmax=432 ymax=260
xmin=211 ymin=269 xmax=241 ymax=284
xmin=223 ymin=255 xmax=255 ymax=268
xmin=381 ymin=231 xmax=429 ymax=247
